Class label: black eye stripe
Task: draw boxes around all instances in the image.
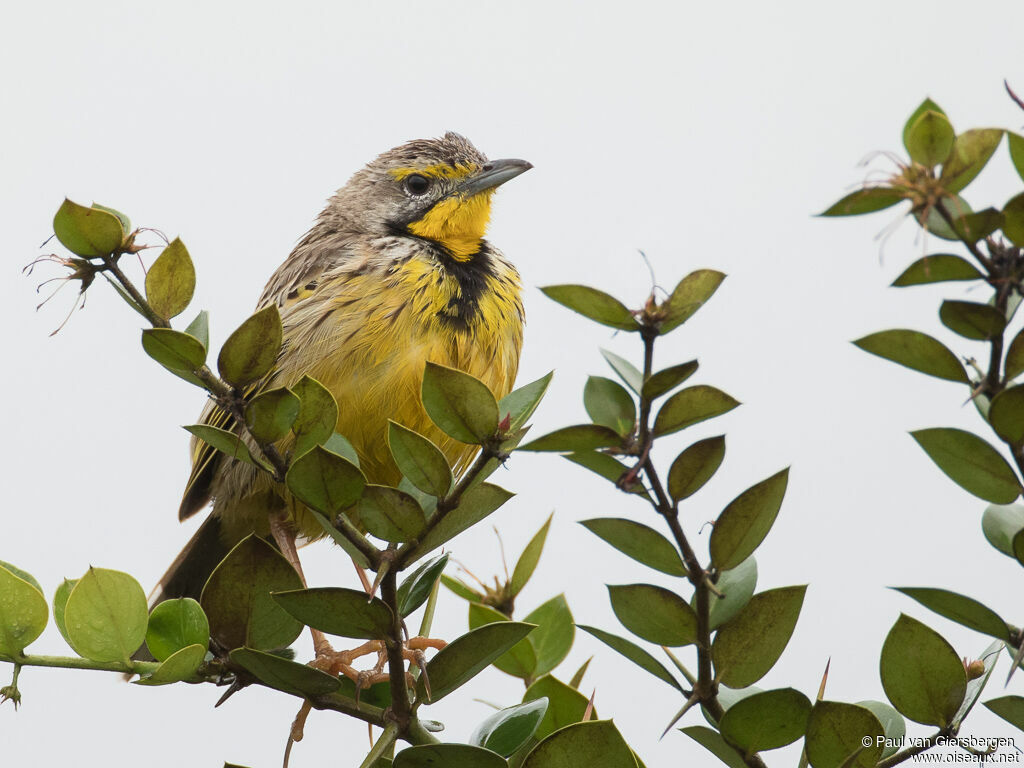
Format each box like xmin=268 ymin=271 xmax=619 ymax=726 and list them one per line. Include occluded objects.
xmin=404 ymin=174 xmax=430 ymax=195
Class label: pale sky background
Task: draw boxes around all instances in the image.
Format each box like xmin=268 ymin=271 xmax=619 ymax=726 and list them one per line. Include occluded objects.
xmin=3 ymin=2 xmax=1024 ymax=766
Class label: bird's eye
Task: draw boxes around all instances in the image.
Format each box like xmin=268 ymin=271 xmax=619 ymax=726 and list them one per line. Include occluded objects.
xmin=404 ymin=174 xmax=431 ymax=196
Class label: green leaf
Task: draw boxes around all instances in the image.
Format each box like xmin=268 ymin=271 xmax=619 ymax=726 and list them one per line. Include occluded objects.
xmin=291 ymin=376 xmax=340 ymax=457
xmin=440 ymin=574 xmax=482 ymax=603
xmin=804 ymin=701 xmax=884 ymax=768
xmin=911 ymin=428 xmax=1021 ymax=504
xmin=523 ymin=595 xmax=574 ymax=677
xmin=393 ymin=745 xmax=507 ymax=768
xmin=668 ymin=435 xmax=726 ymax=502
xmin=405 ymin=482 xmax=513 ymax=562
xmin=286 ymin=444 xmax=366 ymax=514
xmin=272 ymin=587 xmax=393 ymax=640
xmin=891 ymin=254 xmax=983 ymax=286
xmin=511 ymin=513 xmax=553 ymax=597
xmin=469 ymin=602 xmax=537 ymax=679
xmin=417 ymin=622 xmax=535 ymax=702
xmin=134 ymin=643 xmax=206 ymax=686
xmin=953 ymin=208 xmax=1004 ymax=243
xmin=397 ymin=554 xmax=449 ymax=617
xmin=200 ymin=535 xmax=303 ymax=651
xmin=1002 ymin=192 xmax=1024 ymax=248
xmin=184 ymin=424 xmax=261 ymax=469
xmin=989 ymin=385 xmax=1024 ymax=445
xmin=52 ymin=577 xmax=77 ymax=648
xmin=583 ymin=376 xmax=636 ymax=435
xmin=703 ymin=685 xmax=763 ymax=727
xmin=642 ymin=361 xmax=699 ymax=399
xmin=91 ymin=203 xmax=130 ymax=235
xmin=244 ymin=388 xmax=300 ymax=444
xmin=579 ymin=518 xmax=686 ymax=576
xmin=853 ymin=329 xmax=968 ymax=384
xmin=705 ymin=556 xmax=757 ymax=630
xmin=719 ymin=688 xmax=811 ymax=752
xmin=653 ymin=385 xmax=740 ymax=437
xmin=819 ymin=188 xmax=905 ymax=217
xmin=145 ymin=238 xmax=195 ymax=319
xmin=984 ymin=695 xmax=1024 ymax=731
xmin=521 ymin=721 xmax=633 ymax=768
xmin=856 ymin=701 xmax=905 ymax=759
xmin=880 ymin=614 xmax=967 ymax=726
xmin=519 ymin=424 xmax=623 ymax=452
xmin=1009 ymin=132 xmax=1024 ymax=183
xmin=0 ymin=563 xmax=48 ymax=655
xmin=540 ymin=284 xmax=640 ymax=331
xmin=577 ymin=624 xmax=682 ymax=692
xmin=140 ymin=328 xmax=207 ymax=386
xmin=660 ymin=270 xmax=726 ymax=334
xmin=712 ymin=585 xmax=806 ymax=688
xmin=939 ymin=128 xmax=1004 ymax=193
xmin=388 ymin=422 xmax=452 ymax=497
xmin=145 ymin=597 xmax=210 ymax=662
xmin=53 ymin=199 xmax=124 ymax=257
xmin=563 ymin=452 xmax=650 ymax=498
xmin=522 ymin=675 xmax=594 ymax=742
xmin=982 ymin=503 xmax=1024 ymax=557
xmin=680 ymin=726 xmax=748 ymax=768
xmin=906 ymin=110 xmax=954 ymax=166
xmin=498 ymin=371 xmax=553 ymax=431
xmin=470 ymin=698 xmax=548 ymax=757
xmin=600 ymin=349 xmax=643 ymax=394
xmin=324 ymin=433 xmax=360 ymax=467
xmin=63 ymin=567 xmax=148 ymax=663
xmin=229 ymin=647 xmax=340 ymax=697
xmin=607 ymin=583 xmax=697 ymax=646
xmin=185 ymin=310 xmax=210 ymax=350
xmin=422 ymin=362 xmax=499 ymax=444
xmin=217 ymin=304 xmax=283 ymax=387
xmin=903 ymin=98 xmax=947 ymax=148
xmin=939 ymin=300 xmax=1006 ymax=341
xmin=918 ymin=194 xmax=971 ymax=240
xmin=1007 ymin=329 xmax=1024 ymax=381
xmin=709 ymin=468 xmax=790 ymax=570
xmin=891 ymin=587 xmax=1009 ymax=641
xmin=357 ymin=485 xmax=427 ymax=543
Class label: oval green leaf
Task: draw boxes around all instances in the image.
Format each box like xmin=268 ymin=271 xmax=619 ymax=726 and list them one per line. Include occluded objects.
xmin=705 ymin=556 xmax=757 ymax=630
xmin=709 ymin=468 xmax=789 ymax=570
xmin=145 ymin=597 xmax=210 ymax=662
xmin=272 ymin=587 xmax=393 ymax=639
xmin=519 ymin=424 xmax=623 ymax=452
xmin=856 ymin=700 xmax=905 ymax=759
xmin=357 ymin=484 xmax=427 ymax=543
xmin=422 ymin=362 xmax=499 ymax=444
xmin=64 ymin=567 xmax=148 ymax=663
xmin=184 ymin=424 xmax=260 ymax=468
xmin=805 ymin=701 xmax=884 ymax=768
xmin=989 ymin=385 xmax=1024 ymax=446
xmin=469 ymin=602 xmax=537 ymax=679
xmin=511 ymin=513 xmax=553 ymax=597
xmin=642 ymin=360 xmax=699 ymax=400
xmin=660 ymin=270 xmax=725 ymax=334
xmin=668 ymin=435 xmax=726 ymax=502
xmin=523 ymin=595 xmax=574 ymax=678
xmin=498 ymin=371 xmax=553 ymax=431
xmin=600 ymin=348 xmax=643 ymax=394
xmin=134 ymin=643 xmax=206 ymax=686
xmin=879 ymin=614 xmax=967 ymax=726
xmin=719 ymin=688 xmax=811 ymax=752
xmin=245 ymin=387 xmax=300 ymax=444
xmin=53 ymin=199 xmax=124 ymax=257
xmin=394 ymin=745 xmax=507 ymax=768
xmin=819 ymin=187 xmax=905 ymax=217
xmin=141 ymin=328 xmax=207 ymax=378
xmin=540 ymin=285 xmax=640 ymax=331
xmin=285 ymin=444 xmax=366 ymax=514
xmin=577 ymin=624 xmax=682 ymax=692
xmin=217 ymin=304 xmax=283 ymax=387
xmin=521 ymin=720 xmax=634 ymax=768
xmin=940 ymin=128 xmax=1003 ymax=193
xmin=984 ymin=695 xmax=1024 ymax=731
xmin=906 ymin=110 xmax=954 ymax=167
xmin=712 ymin=585 xmax=806 ymax=688
xmin=397 ymin=553 xmax=449 ymax=617
xmin=291 ymin=376 xmax=340 ymax=457
xmin=607 ymin=583 xmax=697 ymax=646
xmin=145 ymin=238 xmax=195 ymax=319
xmin=405 ymin=482 xmax=513 ymax=562
xmin=891 ymin=254 xmax=983 ymax=287
xmin=891 ymin=587 xmax=1009 ymax=642
xmin=911 ymin=428 xmax=1021 ymax=504
xmin=200 ymin=535 xmax=303 ymax=651
xmin=229 ymin=647 xmax=340 ymax=697
xmin=0 ymin=563 xmax=48 ymax=655
xmin=388 ymin=421 xmax=452 ymax=497
xmin=470 ymin=698 xmax=549 ymax=757
xmin=653 ymin=385 xmax=740 ymax=437
xmin=583 ymin=376 xmax=636 ymax=436
xmin=982 ymin=503 xmax=1024 ymax=557
xmin=853 ymin=329 xmax=968 ymax=384
xmin=939 ymin=300 xmax=1006 ymax=341
xmin=580 ymin=518 xmax=686 ymax=576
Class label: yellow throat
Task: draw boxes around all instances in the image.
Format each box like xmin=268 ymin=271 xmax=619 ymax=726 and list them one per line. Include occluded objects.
xmin=407 ymin=190 xmax=495 ymax=260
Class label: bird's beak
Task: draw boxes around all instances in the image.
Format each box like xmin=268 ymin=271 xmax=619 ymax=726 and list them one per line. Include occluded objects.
xmin=457 ymin=158 xmax=533 ymax=197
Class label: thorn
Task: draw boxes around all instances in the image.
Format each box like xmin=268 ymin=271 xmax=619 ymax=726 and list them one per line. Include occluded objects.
xmin=661 ymin=691 xmax=701 ymax=738
xmin=214 ymin=678 xmax=246 ymax=707
xmin=583 ymin=689 xmax=596 ymax=721
xmin=1006 ymin=80 xmax=1024 ymax=116
xmin=816 ymin=658 xmax=831 ymax=701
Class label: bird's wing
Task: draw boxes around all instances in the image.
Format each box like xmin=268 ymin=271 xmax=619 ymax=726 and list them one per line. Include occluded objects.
xmin=178 ymin=230 xmax=359 ymax=521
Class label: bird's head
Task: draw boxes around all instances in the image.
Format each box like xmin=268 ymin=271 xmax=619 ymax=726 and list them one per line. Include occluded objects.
xmin=330 ymin=132 xmax=531 ymax=260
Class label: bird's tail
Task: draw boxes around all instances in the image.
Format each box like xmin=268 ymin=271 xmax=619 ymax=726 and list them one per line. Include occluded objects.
xmin=149 ymin=514 xmax=229 ymax=606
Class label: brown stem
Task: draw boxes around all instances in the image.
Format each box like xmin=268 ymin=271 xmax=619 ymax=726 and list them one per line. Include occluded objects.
xmin=379 ymin=568 xmax=412 ymax=732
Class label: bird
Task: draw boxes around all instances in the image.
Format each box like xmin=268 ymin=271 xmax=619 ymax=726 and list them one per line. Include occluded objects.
xmin=153 ymin=132 xmax=530 ymax=612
